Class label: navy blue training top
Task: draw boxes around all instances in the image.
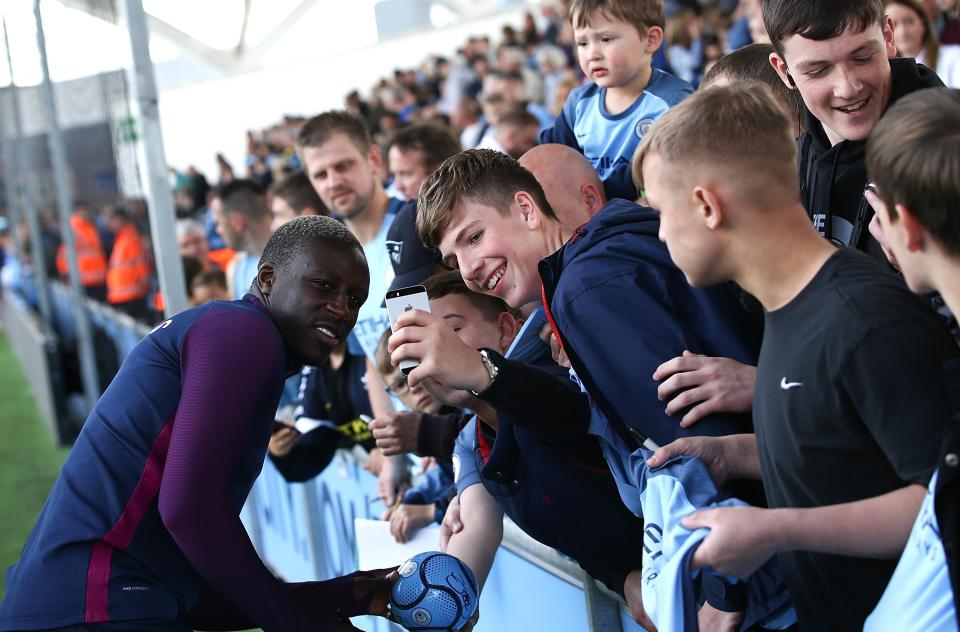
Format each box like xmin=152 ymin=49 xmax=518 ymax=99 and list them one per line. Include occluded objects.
xmin=0 ymin=295 xmax=354 ymax=632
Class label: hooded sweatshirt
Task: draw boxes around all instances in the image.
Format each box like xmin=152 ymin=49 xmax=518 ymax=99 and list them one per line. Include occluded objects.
xmin=798 ymin=57 xmax=944 ymax=256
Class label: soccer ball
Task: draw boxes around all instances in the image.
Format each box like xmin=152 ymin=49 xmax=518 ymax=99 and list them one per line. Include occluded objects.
xmin=390 ymin=551 xmax=479 ymax=631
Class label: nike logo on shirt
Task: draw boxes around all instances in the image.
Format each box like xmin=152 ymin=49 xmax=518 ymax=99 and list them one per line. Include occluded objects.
xmin=780 ymin=377 xmax=803 ymax=390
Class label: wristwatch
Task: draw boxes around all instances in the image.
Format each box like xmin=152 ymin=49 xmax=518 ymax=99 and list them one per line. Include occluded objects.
xmin=470 ymin=349 xmax=499 ymax=396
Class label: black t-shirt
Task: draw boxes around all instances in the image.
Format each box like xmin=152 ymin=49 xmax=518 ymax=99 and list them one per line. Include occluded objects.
xmin=754 ymin=247 xmax=959 ymax=631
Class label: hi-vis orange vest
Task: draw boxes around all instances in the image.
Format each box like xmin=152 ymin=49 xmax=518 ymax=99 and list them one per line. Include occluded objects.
xmin=56 ymin=215 xmax=107 ymax=286
xmin=107 ymin=224 xmax=151 ymax=304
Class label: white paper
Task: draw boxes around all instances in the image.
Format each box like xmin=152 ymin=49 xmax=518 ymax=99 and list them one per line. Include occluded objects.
xmin=294 ymin=417 xmax=333 ymax=434
xmin=355 ymin=518 xmax=442 ymax=570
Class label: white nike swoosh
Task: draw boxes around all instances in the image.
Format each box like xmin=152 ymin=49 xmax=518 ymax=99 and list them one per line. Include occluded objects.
xmin=780 ymin=377 xmax=803 ymax=390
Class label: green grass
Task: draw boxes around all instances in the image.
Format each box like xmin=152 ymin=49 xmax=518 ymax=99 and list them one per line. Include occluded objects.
xmin=0 ymin=330 xmax=69 ymax=601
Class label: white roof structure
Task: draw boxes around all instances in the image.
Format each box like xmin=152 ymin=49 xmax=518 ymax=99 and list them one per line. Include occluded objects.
xmin=1 ymin=0 xmax=540 ymax=174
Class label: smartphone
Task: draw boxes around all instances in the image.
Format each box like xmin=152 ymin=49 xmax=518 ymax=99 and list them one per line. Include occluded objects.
xmin=385 ymin=284 xmax=431 ymax=375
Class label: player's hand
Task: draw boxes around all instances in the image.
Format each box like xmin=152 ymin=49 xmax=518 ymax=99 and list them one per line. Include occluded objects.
xmin=539 ymin=323 xmax=570 ymax=369
xmin=646 ymin=436 xmax=732 ymax=486
xmin=420 ymin=456 xmax=438 ymax=474
xmin=351 ymin=567 xmax=400 ymax=617
xmin=370 ymin=412 xmax=422 ymax=456
xmin=623 ymin=569 xmax=657 ymax=631
xmin=440 ymin=495 xmax=463 ymax=550
xmin=653 ymin=351 xmax=756 ymax=428
xmin=268 ymin=425 xmax=300 ymax=457
xmin=682 ymin=506 xmax=782 ymax=578
xmin=389 ymin=310 xmax=490 ymax=393
xmin=390 ymin=503 xmax=436 ymax=543
xmin=698 ymin=603 xmax=744 ymax=632
xmin=377 ymin=454 xmax=410 ymax=510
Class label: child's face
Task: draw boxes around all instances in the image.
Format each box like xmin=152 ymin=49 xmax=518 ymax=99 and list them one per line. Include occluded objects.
xmin=574 ymin=10 xmax=651 ymax=91
xmin=383 ymin=367 xmax=442 ymax=414
xmin=429 ymin=293 xmax=507 ymax=353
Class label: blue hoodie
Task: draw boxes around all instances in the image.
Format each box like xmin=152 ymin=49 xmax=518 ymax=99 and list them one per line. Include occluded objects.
xmin=538 ymin=199 xmax=762 ymax=517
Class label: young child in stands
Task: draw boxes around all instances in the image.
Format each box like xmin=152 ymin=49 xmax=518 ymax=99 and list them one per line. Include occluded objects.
xmin=373 ymin=271 xmax=522 ymax=544
xmin=540 ymin=0 xmax=692 ymax=200
xmin=374 ymin=328 xmax=450 ymax=543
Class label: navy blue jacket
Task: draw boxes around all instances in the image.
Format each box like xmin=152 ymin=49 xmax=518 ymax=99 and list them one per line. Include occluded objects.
xmin=458 ymin=311 xmax=648 ymax=598
xmin=539 ymin=199 xmax=761 ymax=516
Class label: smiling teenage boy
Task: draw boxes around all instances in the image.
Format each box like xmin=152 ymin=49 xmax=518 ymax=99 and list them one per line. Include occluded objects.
xmin=539 ymin=0 xmax=692 ymax=201
xmin=763 ymin=0 xmax=944 ymax=254
xmin=399 ymin=147 xmax=758 ymax=522
xmin=636 ymin=82 xmax=957 ymax=631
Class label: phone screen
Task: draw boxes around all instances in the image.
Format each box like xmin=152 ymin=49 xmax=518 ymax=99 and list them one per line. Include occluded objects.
xmin=384 ymin=285 xmax=431 ymax=375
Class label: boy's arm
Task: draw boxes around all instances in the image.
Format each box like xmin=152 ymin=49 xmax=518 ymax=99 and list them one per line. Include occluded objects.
xmin=682 ymin=484 xmax=925 ymax=579
xmin=159 ymin=310 xmax=315 ymax=629
xmin=444 ymin=483 xmax=504 ymax=590
xmin=365 ymin=358 xmax=412 ymax=507
xmin=646 ymin=434 xmax=763 ymax=484
xmin=476 ymin=351 xmax=592 ymax=447
xmin=389 ymin=309 xmax=592 ymax=448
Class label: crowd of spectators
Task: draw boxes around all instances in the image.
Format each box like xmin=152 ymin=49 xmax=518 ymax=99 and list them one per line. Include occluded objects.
xmin=1 ymin=0 xmax=960 ymax=630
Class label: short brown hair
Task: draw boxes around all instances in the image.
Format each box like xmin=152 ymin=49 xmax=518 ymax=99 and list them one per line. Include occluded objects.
xmin=416 ymin=149 xmax=557 ymax=249
xmin=423 ymin=270 xmax=520 ymax=322
xmin=570 ymin=0 xmax=665 ymax=33
xmin=268 ymin=171 xmax=328 ymax=216
xmin=387 ymin=123 xmax=462 ymax=172
xmin=633 ymin=81 xmax=797 ymax=198
xmin=866 ymin=87 xmax=960 ymax=256
xmin=218 ymin=179 xmax=269 ymax=221
xmin=762 ymin=0 xmax=885 ymax=59
xmin=701 ymin=43 xmax=806 ymax=136
xmin=297 ymin=110 xmax=372 ymax=153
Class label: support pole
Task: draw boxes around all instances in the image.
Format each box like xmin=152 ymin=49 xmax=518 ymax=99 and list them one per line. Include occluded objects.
xmin=33 ymin=0 xmax=100 ymax=411
xmin=0 ymin=110 xmax=23 ymax=270
xmin=121 ymin=0 xmax=188 ymax=318
xmin=2 ymin=16 xmax=51 ymax=323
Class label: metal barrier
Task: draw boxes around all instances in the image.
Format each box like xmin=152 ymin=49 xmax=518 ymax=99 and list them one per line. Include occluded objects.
xmin=8 ymin=280 xmax=150 ymax=441
xmin=242 ymin=452 xmax=644 ymax=632
xmin=1 ymin=288 xmax=63 ymax=439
